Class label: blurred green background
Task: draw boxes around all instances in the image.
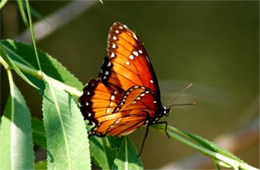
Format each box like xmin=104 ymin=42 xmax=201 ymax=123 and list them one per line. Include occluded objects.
xmin=1 ymin=1 xmax=259 ymax=169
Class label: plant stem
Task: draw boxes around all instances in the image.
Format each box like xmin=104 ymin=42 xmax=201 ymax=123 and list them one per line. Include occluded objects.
xmin=151 ymin=124 xmax=258 ymax=170
xmin=0 ymin=56 xmax=82 ymax=97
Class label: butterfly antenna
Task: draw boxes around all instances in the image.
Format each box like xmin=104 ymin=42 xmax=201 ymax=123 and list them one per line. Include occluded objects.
xmin=168 ymin=102 xmax=196 ymax=107
xmin=168 ymin=83 xmax=194 ymax=108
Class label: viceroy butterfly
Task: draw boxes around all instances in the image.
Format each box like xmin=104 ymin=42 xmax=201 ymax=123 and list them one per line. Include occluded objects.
xmin=79 ymin=22 xmax=173 ymax=155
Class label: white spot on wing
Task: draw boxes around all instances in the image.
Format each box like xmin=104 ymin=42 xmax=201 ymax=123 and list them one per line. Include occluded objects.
xmin=125 ymin=61 xmax=130 ymax=65
xmin=107 ymin=61 xmax=112 ymax=67
xmin=115 ymin=30 xmax=119 ymax=34
xmin=138 ymin=49 xmax=143 ymax=54
xmin=105 ymin=71 xmax=109 ymax=75
xmin=129 ymin=55 xmax=134 ymax=60
xmin=119 ymin=26 xmax=123 ymax=29
xmin=133 ymin=51 xmax=138 ymax=56
xmin=132 ymin=33 xmax=138 ymax=40
xmin=112 ymin=43 xmax=117 ymax=49
xmin=113 ymin=36 xmax=117 ymax=40
xmin=150 ymin=80 xmax=154 ymax=84
xmin=111 ymin=52 xmax=115 ymax=58
xmin=111 ymin=95 xmax=115 ymax=100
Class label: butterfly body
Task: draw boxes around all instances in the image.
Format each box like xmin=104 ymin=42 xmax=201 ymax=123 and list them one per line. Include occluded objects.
xmin=79 ymin=22 xmax=171 ymax=137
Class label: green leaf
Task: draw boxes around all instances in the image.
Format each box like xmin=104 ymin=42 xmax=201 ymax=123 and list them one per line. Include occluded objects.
xmin=0 ymin=0 xmax=8 ymax=9
xmin=89 ymin=136 xmax=124 ymax=169
xmin=0 ymin=85 xmax=34 ymax=169
xmin=182 ymin=130 xmax=244 ymax=163
xmin=42 ymin=83 xmax=90 ymax=169
xmin=112 ymin=137 xmax=143 ymax=170
xmin=17 ymin=0 xmax=42 ymax=22
xmin=29 ymin=4 xmax=42 ymax=20
xmin=0 ymin=47 xmax=39 ymax=89
xmin=0 ymin=39 xmax=83 ymax=90
xmin=35 ymin=160 xmax=47 ymax=170
xmin=16 ymin=0 xmax=28 ymax=26
xmin=32 ymin=117 xmax=46 ymax=148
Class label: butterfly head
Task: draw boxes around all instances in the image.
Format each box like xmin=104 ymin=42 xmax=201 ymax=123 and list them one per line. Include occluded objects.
xmin=163 ymin=106 xmax=171 ymax=116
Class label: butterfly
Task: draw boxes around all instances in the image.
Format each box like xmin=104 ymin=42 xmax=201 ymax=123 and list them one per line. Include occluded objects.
xmin=79 ymin=22 xmax=171 ymax=155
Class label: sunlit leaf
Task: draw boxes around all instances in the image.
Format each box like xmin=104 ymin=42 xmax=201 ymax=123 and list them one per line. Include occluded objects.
xmin=0 ymin=0 xmax=8 ymax=9
xmin=35 ymin=160 xmax=47 ymax=170
xmin=89 ymin=136 xmax=124 ymax=169
xmin=0 ymin=85 xmax=34 ymax=169
xmin=182 ymin=130 xmax=244 ymax=163
xmin=0 ymin=47 xmax=39 ymax=89
xmin=113 ymin=137 xmax=143 ymax=170
xmin=42 ymin=83 xmax=90 ymax=169
xmin=0 ymin=39 xmax=83 ymax=90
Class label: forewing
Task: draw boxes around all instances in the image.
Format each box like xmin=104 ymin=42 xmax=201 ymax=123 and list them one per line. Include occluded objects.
xmin=99 ymin=22 xmax=161 ymax=97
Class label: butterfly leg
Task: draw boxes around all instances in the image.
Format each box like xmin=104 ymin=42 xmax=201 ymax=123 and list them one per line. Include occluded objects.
xmin=138 ymin=124 xmax=150 ymax=157
xmin=155 ymin=121 xmax=170 ymax=139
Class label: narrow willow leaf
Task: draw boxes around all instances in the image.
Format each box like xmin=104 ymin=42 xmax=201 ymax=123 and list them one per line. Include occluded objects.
xmin=0 ymin=85 xmax=34 ymax=169
xmin=29 ymin=4 xmax=43 ymax=19
xmin=31 ymin=117 xmax=46 ymax=148
xmin=113 ymin=137 xmax=143 ymax=170
xmin=0 ymin=0 xmax=8 ymax=9
xmin=42 ymin=83 xmax=90 ymax=169
xmin=17 ymin=0 xmax=42 ymax=22
xmin=16 ymin=0 xmax=28 ymax=26
xmin=0 ymin=47 xmax=39 ymax=89
xmin=0 ymin=39 xmax=83 ymax=89
xmin=35 ymin=160 xmax=47 ymax=170
xmin=89 ymin=136 xmax=124 ymax=169
xmin=182 ymin=130 xmax=244 ymax=163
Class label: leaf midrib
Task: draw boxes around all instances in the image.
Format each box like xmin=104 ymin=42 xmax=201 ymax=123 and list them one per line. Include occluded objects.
xmin=48 ymin=83 xmax=72 ymax=169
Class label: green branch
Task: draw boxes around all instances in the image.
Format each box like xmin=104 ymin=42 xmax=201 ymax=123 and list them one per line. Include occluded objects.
xmin=0 ymin=56 xmax=81 ymax=97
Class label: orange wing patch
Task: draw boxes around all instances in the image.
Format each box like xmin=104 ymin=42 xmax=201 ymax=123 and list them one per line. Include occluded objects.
xmin=79 ymin=78 xmax=123 ymax=126
xmin=102 ymin=22 xmax=161 ymax=97
xmin=84 ymin=86 xmax=160 ymax=137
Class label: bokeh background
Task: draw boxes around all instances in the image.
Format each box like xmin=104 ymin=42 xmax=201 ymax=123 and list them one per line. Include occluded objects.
xmin=1 ymin=1 xmax=259 ymax=169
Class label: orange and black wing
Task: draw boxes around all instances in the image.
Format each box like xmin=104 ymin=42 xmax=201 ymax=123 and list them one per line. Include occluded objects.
xmin=80 ymin=84 xmax=161 ymax=137
xmin=79 ymin=22 xmax=165 ymax=137
xmin=99 ymin=22 xmax=161 ymax=97
xmin=79 ymin=79 xmax=123 ymax=130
